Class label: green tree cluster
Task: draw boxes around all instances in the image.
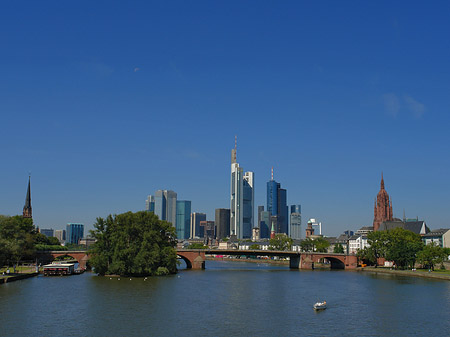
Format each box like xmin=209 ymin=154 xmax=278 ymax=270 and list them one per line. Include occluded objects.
xmin=89 ymin=211 xmax=177 ymax=276
xmin=417 ymin=242 xmax=447 ymax=270
xmin=34 ymin=232 xmax=64 ymax=251
xmin=0 ymin=215 xmax=36 ymax=269
xmin=333 ymin=243 xmax=345 ymax=254
xmin=300 ymin=237 xmax=330 ymax=253
xmin=188 ymin=243 xmax=208 ymax=249
xmin=269 ymin=234 xmax=293 ymax=251
xmin=357 ymin=228 xmax=424 ymax=269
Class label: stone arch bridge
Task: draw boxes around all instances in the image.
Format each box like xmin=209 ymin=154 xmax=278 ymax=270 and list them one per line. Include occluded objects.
xmin=38 ymin=250 xmax=358 ymax=271
xmin=176 ymin=249 xmax=358 ymax=270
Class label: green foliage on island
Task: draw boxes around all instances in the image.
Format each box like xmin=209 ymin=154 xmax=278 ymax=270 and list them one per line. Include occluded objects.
xmin=333 ymin=243 xmax=345 ymax=254
xmin=188 ymin=243 xmax=208 ymax=249
xmin=249 ymin=244 xmax=260 ymax=250
xmin=89 ymin=211 xmax=177 ymax=276
xmin=0 ymin=215 xmax=36 ymax=268
xmin=300 ymin=237 xmax=330 ymax=253
xmin=269 ymin=234 xmax=293 ymax=251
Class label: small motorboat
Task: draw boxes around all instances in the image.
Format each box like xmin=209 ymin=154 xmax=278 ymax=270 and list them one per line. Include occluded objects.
xmin=313 ymin=301 xmax=327 ymax=311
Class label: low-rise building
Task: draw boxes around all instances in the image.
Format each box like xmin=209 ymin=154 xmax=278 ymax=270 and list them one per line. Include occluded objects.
xmin=422 ymin=229 xmax=450 ymax=248
xmin=348 ymin=235 xmax=368 ymax=254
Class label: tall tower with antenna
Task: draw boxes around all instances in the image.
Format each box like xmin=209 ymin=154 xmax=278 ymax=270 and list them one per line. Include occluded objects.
xmin=230 ymin=136 xmax=254 ymax=239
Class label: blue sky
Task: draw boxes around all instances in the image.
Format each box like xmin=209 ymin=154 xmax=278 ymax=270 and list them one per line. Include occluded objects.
xmin=1 ymin=1 xmax=449 ymax=236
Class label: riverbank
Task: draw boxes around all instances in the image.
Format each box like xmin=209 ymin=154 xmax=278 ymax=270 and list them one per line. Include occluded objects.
xmin=361 ymin=267 xmax=450 ymax=281
xmin=0 ymin=272 xmax=39 ymax=284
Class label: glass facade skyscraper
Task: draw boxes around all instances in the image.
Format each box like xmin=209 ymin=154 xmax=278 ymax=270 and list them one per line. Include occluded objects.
xmin=190 ymin=212 xmax=206 ymax=238
xmin=230 ymin=140 xmax=254 ymax=239
xmin=66 ymin=223 xmax=84 ymax=245
xmin=215 ymin=208 xmax=230 ymax=239
xmin=145 ymin=195 xmax=155 ymax=212
xmin=153 ymin=190 xmax=177 ymax=225
xmin=267 ymin=174 xmax=288 ymax=235
xmin=290 ymin=204 xmax=302 ymax=239
xmin=176 ymin=200 xmax=191 ymax=240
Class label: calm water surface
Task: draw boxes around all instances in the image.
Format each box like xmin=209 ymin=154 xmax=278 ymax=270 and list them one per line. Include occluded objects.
xmin=0 ymin=260 xmax=449 ymax=336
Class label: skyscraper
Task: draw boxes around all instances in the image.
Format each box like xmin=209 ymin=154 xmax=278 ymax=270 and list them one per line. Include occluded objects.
xmin=290 ymin=204 xmax=302 ymax=239
xmin=176 ymin=200 xmax=191 ymax=240
xmin=153 ymin=190 xmax=177 ymax=225
xmin=145 ymin=195 xmax=155 ymax=212
xmin=54 ymin=229 xmax=66 ymax=243
xmin=266 ymin=168 xmax=288 ymax=235
xmin=230 ymin=137 xmax=254 ymax=239
xmin=257 ymin=206 xmax=270 ymax=239
xmin=23 ymin=176 xmax=32 ymax=219
xmin=190 ymin=212 xmax=206 ymax=238
xmin=215 ymin=208 xmax=230 ymax=239
xmin=66 ymin=223 xmax=84 ymax=245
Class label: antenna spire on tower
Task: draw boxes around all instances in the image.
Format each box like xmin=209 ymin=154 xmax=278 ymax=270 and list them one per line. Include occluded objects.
xmin=235 ymin=135 xmax=237 ymax=151
xmin=271 ymin=166 xmax=274 ymax=180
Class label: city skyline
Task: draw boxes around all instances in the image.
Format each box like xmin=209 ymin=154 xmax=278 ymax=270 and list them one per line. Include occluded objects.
xmin=1 ymin=2 xmax=450 ymax=236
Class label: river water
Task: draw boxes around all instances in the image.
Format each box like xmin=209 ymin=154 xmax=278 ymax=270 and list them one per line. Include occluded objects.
xmin=0 ymin=260 xmax=449 ymax=336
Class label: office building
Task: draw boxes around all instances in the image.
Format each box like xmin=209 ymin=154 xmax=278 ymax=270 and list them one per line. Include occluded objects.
xmin=258 ymin=206 xmax=270 ymax=239
xmin=215 ymin=208 xmax=230 ymax=239
xmin=54 ymin=229 xmax=66 ymax=243
xmin=145 ymin=195 xmax=155 ymax=212
xmin=176 ymin=200 xmax=191 ymax=240
xmin=267 ymin=168 xmax=288 ymax=235
xmin=40 ymin=228 xmax=54 ymax=237
xmin=290 ymin=205 xmax=302 ymax=240
xmin=66 ymin=223 xmax=84 ymax=245
xmin=230 ymin=137 xmax=254 ymax=239
xmin=200 ymin=221 xmax=215 ymax=241
xmin=190 ymin=212 xmax=206 ymax=238
xmin=153 ymin=190 xmax=177 ymax=225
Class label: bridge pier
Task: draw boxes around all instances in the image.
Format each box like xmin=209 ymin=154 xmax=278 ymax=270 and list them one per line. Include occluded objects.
xmin=289 ymin=256 xmax=301 ymax=269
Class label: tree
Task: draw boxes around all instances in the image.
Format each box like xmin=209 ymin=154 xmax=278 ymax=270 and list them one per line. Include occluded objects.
xmin=333 ymin=243 xmax=344 ymax=254
xmin=366 ymin=231 xmax=390 ymax=267
xmin=300 ymin=237 xmax=330 ymax=253
xmin=89 ymin=211 xmax=177 ymax=276
xmin=384 ymin=228 xmax=423 ymax=269
xmin=188 ymin=243 xmax=208 ymax=249
xmin=269 ymin=234 xmax=293 ymax=251
xmin=0 ymin=215 xmax=36 ymax=270
xmin=300 ymin=238 xmax=315 ymax=252
xmin=314 ymin=237 xmax=330 ymax=253
xmin=417 ymin=242 xmax=447 ymax=271
xmin=249 ymin=244 xmax=260 ymax=250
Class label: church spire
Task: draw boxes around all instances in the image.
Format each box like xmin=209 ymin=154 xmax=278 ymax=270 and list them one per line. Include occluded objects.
xmin=380 ymin=172 xmax=385 ymax=189
xmin=23 ymin=176 xmax=32 ymax=218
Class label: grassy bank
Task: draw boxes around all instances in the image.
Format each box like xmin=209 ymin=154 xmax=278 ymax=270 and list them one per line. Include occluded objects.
xmin=361 ymin=267 xmax=450 ymax=281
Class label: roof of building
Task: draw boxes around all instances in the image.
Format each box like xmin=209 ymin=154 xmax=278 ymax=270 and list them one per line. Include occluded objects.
xmin=422 ymin=228 xmax=450 ymax=237
xmin=357 ymin=226 xmax=374 ymax=231
xmin=349 ymin=234 xmax=367 ymax=240
xmin=379 ymin=220 xmax=430 ymax=235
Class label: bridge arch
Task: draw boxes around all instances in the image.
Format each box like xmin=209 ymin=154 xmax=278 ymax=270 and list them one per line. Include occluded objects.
xmin=324 ymin=257 xmax=346 ymax=269
xmin=177 ymin=254 xmax=193 ymax=269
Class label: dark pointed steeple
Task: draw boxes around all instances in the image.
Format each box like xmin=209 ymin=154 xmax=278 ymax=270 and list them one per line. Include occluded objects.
xmin=380 ymin=172 xmax=385 ymax=189
xmin=23 ymin=176 xmax=32 ymax=218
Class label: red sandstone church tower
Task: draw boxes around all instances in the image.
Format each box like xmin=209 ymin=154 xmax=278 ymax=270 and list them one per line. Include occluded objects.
xmin=373 ymin=173 xmax=392 ymax=231
xmin=23 ymin=176 xmax=32 ymax=218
